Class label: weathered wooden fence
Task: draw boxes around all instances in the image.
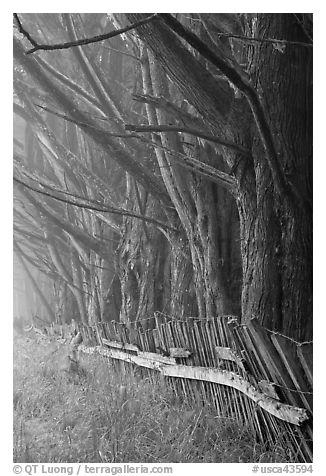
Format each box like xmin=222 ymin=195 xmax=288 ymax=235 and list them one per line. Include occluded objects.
xmin=50 ymin=313 xmax=313 ymax=462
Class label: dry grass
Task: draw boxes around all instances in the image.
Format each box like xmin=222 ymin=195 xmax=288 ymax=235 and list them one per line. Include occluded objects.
xmin=13 ymin=333 xmax=294 ymax=463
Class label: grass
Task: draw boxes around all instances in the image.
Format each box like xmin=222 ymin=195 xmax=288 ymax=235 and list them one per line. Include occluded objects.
xmin=13 ymin=332 xmax=294 ymax=463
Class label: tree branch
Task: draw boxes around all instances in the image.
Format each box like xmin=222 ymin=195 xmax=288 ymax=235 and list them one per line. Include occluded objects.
xmin=33 ymin=103 xmax=234 ymax=191
xmin=14 ymin=13 xmax=159 ymax=54
xmin=132 ymin=93 xmax=205 ymax=130
xmin=36 ymin=104 xmax=138 ymax=140
xmin=102 ymin=45 xmax=141 ymax=61
xmin=35 ymin=56 xmax=105 ymax=114
xmin=14 ymin=176 xmax=178 ymax=233
xmin=215 ymin=32 xmax=312 ymax=48
xmin=159 ymin=13 xmax=293 ymax=204
xmin=14 ymin=240 xmax=92 ymax=297
xmin=125 ymin=123 xmax=251 ymax=156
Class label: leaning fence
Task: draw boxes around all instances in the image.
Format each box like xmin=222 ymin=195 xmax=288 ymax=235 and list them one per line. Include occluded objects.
xmin=49 ymin=313 xmax=313 ymax=462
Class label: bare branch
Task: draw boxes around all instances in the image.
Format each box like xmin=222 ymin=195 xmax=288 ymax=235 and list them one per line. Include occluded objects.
xmin=102 ymin=45 xmax=141 ymax=61
xmin=34 ymin=104 xmax=234 ymax=191
xmin=35 ymin=104 xmax=138 ymax=140
xmin=132 ymin=93 xmax=205 ymax=129
xmin=14 ymin=13 xmax=159 ymax=54
xmin=125 ymin=123 xmax=250 ymax=156
xmin=35 ymin=56 xmax=105 ymax=114
xmin=215 ymin=32 xmax=312 ymax=48
xmin=14 ymin=176 xmax=178 ymax=233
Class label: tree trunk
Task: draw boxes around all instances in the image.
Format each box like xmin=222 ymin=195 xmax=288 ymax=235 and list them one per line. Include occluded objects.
xmin=128 ymin=13 xmax=312 ymax=340
xmin=145 ymin=47 xmax=235 ymax=317
xmin=240 ymin=14 xmax=312 ymax=340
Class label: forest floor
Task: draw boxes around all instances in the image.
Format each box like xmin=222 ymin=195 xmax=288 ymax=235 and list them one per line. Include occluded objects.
xmin=13 ymin=332 xmax=294 ymax=463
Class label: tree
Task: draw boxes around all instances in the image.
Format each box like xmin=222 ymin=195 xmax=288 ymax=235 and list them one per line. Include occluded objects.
xmin=122 ymin=13 xmax=312 ymax=340
xmin=13 ymin=13 xmax=312 ymax=340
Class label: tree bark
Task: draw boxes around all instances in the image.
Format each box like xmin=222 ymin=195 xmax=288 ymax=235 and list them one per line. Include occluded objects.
xmin=240 ymin=14 xmax=312 ymax=340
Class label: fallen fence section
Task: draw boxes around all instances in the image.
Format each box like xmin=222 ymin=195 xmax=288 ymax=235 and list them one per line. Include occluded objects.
xmin=50 ymin=314 xmax=313 ymax=462
xmin=79 ymin=343 xmax=307 ymax=426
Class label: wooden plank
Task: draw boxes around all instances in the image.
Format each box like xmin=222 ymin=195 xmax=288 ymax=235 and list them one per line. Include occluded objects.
xmin=88 ymin=326 xmax=97 ymax=346
xmin=169 ymin=321 xmax=189 ymax=399
xmin=238 ymin=323 xmax=309 ymax=450
xmin=145 ymin=328 xmax=156 ymax=353
xmin=101 ymin=337 xmax=180 ymax=364
xmin=161 ymin=365 xmax=309 ymax=426
xmin=193 ymin=320 xmax=213 ymax=405
xmin=108 ymin=323 xmax=114 ymax=338
xmin=177 ymin=320 xmax=200 ymax=403
xmin=210 ymin=317 xmax=235 ymax=414
xmin=94 ymin=324 xmax=103 ymax=346
xmin=245 ymin=319 xmax=301 ymax=408
xmin=270 ymin=334 xmax=312 ymax=413
xmin=105 ymin=345 xmax=175 ymax=365
xmin=297 ymin=343 xmax=313 ymax=387
xmin=233 ymin=324 xmax=261 ymax=383
xmin=78 ymin=343 xmax=308 ymax=426
xmin=160 ymin=321 xmax=179 ymax=395
xmin=176 ymin=320 xmax=197 ymax=401
xmin=216 ymin=317 xmax=239 ymax=414
xmin=207 ymin=319 xmax=234 ymax=416
xmin=258 ymin=380 xmax=280 ymax=400
xmin=221 ymin=317 xmax=252 ymax=424
xmin=169 ymin=347 xmax=192 ymax=358
xmin=102 ymin=338 xmax=139 ymax=352
xmin=152 ymin=328 xmax=160 ymax=351
xmin=214 ymin=346 xmax=245 ymax=370
xmin=79 ymin=344 xmax=162 ymax=369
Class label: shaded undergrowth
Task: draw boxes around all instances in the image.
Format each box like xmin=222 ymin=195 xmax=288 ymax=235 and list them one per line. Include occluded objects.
xmin=13 ymin=333 xmax=294 ymax=463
